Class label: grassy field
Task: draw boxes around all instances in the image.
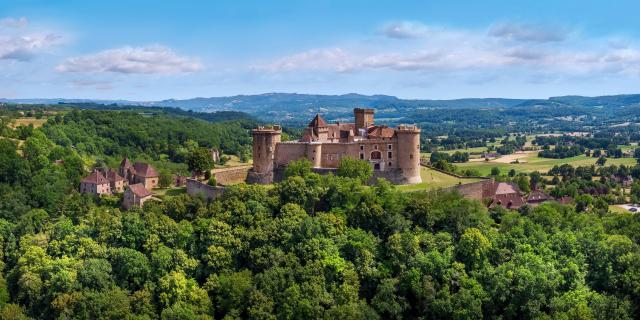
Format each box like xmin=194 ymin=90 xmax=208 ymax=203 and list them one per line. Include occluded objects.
xmin=153 ymin=187 xmax=186 ymax=197
xmin=609 ymin=205 xmax=631 ymax=214
xmin=398 ymin=166 xmax=484 ymax=192
xmin=456 ymin=153 xmax=637 ymax=176
xmin=11 ymin=117 xmax=48 ymax=128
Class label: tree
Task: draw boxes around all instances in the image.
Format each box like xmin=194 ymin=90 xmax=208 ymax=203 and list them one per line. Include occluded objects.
xmin=187 ymin=147 xmax=215 ymax=177
xmin=338 ymin=158 xmax=373 ymax=183
xmin=207 ymin=176 xmax=217 ymax=187
xmin=596 ymin=156 xmax=607 ymax=166
xmin=159 ymin=169 xmax=174 ymax=188
xmin=457 ymin=227 xmax=491 ymax=270
xmin=284 ymin=158 xmax=313 ymax=178
xmin=491 ymin=167 xmax=501 ymax=176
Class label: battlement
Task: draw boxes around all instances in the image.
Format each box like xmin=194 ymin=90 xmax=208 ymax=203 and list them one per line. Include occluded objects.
xmin=396 ymin=124 xmax=420 ymax=133
xmin=252 ymin=125 xmax=282 ymax=133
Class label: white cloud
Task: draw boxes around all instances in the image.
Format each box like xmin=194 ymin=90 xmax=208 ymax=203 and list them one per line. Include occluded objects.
xmin=56 ymin=46 xmax=204 ymax=74
xmin=0 ymin=17 xmax=62 ymax=61
xmin=0 ymin=17 xmax=29 ymax=28
xmin=488 ymin=22 xmax=567 ymax=43
xmin=257 ymin=22 xmax=640 ymax=80
xmin=380 ymin=21 xmax=431 ymax=39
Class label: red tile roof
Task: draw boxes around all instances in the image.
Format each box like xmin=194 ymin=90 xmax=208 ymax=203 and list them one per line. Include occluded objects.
xmin=120 ymin=157 xmax=133 ymax=170
xmin=105 ymin=169 xmax=126 ymax=182
xmin=527 ymin=190 xmax=552 ymax=202
xmin=82 ymin=170 xmax=109 ymax=185
xmin=489 ymin=193 xmax=526 ymax=209
xmin=133 ymin=162 xmax=159 ymax=178
xmin=128 ymin=183 xmax=152 ymax=198
xmin=367 ymin=125 xmax=396 ymax=138
xmin=308 ymin=114 xmax=328 ymax=127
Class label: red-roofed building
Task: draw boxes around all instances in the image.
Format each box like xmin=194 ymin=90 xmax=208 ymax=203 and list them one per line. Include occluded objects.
xmin=105 ymin=169 xmax=127 ymax=193
xmin=80 ymin=170 xmax=111 ymax=196
xmin=118 ymin=158 xmax=159 ymax=190
xmin=123 ymin=183 xmax=153 ymax=209
xmin=132 ymin=162 xmax=159 ymax=189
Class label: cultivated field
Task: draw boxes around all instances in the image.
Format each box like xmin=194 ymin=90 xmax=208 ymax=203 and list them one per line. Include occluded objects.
xmin=11 ymin=117 xmax=48 ymax=128
xmin=398 ymin=166 xmax=483 ymax=192
xmin=456 ymin=152 xmax=637 ymax=176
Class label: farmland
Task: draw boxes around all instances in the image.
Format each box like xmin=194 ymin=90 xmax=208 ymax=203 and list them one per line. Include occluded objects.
xmin=398 ymin=166 xmax=483 ymax=192
xmin=456 ymin=152 xmax=637 ymax=176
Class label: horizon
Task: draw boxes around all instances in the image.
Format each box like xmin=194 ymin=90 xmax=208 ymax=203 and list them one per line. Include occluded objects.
xmin=5 ymin=91 xmax=640 ymax=104
xmin=2 ymin=1 xmax=640 ymax=100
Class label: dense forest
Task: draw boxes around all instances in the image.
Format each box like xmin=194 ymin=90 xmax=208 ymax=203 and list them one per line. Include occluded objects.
xmin=4 ymin=103 xmax=640 ymax=319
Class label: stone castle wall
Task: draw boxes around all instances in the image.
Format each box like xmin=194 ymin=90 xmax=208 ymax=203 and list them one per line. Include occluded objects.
xmin=212 ymin=166 xmax=251 ymax=185
xmin=186 ymin=178 xmax=226 ymax=201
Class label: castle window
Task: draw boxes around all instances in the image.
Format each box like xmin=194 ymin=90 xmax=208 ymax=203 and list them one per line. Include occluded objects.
xmin=374 ymin=145 xmax=378 ymax=150
xmin=360 ymin=145 xmax=364 ymax=151
xmin=359 ymin=153 xmax=364 ymax=160
xmin=410 ymin=154 xmax=414 ymax=159
xmin=388 ymin=151 xmax=393 ymax=159
xmin=388 ymin=144 xmax=392 ymax=150
xmin=389 ymin=162 xmax=392 ymax=166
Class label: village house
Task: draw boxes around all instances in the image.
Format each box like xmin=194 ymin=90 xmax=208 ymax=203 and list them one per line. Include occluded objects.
xmin=453 ymin=179 xmax=557 ymax=210
xmin=123 ymin=183 xmax=153 ymax=209
xmin=80 ymin=170 xmax=111 ymax=196
xmin=80 ymin=157 xmax=159 ymax=199
xmin=119 ymin=157 xmax=159 ymax=190
xmin=105 ymin=169 xmax=126 ymax=193
xmin=526 ymin=190 xmax=553 ymax=206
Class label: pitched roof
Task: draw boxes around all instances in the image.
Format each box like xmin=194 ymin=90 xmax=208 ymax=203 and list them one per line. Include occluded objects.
xmin=307 ymin=114 xmax=328 ymax=127
xmin=82 ymin=170 xmax=110 ymax=185
xmin=128 ymin=183 xmax=152 ymax=198
xmin=527 ymin=190 xmax=552 ymax=202
xmin=489 ymin=193 xmax=526 ymax=209
xmin=367 ymin=125 xmax=396 ymax=138
xmin=133 ymin=162 xmax=159 ymax=178
xmin=105 ymin=169 xmax=126 ymax=182
xmin=120 ymin=157 xmax=133 ymax=169
xmin=495 ymin=182 xmax=520 ymax=195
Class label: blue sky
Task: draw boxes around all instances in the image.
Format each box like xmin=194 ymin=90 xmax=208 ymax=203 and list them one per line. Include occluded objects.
xmin=2 ymin=0 xmax=640 ymax=100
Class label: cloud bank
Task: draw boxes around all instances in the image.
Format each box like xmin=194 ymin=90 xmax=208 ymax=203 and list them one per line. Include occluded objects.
xmin=257 ymin=21 xmax=640 ymax=78
xmin=56 ymin=46 xmax=204 ymax=74
xmin=0 ymin=16 xmax=62 ymax=61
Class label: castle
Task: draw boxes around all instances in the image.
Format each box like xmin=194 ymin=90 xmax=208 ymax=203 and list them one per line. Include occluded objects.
xmin=248 ymin=108 xmax=422 ymax=184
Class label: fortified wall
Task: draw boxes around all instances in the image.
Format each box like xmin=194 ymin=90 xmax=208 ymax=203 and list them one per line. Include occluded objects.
xmin=186 ymin=178 xmax=226 ymax=201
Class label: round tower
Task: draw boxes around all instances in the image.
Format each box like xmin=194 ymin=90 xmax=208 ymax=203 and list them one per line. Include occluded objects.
xmin=396 ymin=125 xmax=422 ymax=184
xmin=251 ymin=125 xmax=282 ymax=174
xmin=306 ymin=143 xmax=322 ymax=168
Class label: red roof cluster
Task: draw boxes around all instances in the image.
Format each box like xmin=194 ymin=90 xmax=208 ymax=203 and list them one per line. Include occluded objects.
xmin=128 ymin=183 xmax=152 ymax=198
xmin=133 ymin=162 xmax=159 ymax=178
xmin=82 ymin=170 xmax=109 ymax=185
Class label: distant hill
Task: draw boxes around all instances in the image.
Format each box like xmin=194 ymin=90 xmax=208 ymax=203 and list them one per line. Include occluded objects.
xmin=4 ymin=92 xmax=640 ymax=125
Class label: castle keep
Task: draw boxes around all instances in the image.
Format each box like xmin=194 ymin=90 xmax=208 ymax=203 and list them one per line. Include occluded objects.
xmin=249 ymin=108 xmax=422 ymax=184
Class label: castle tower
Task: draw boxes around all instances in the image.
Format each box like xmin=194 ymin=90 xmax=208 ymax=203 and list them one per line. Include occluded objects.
xmin=251 ymin=125 xmax=282 ymax=174
xmin=306 ymin=143 xmax=322 ymax=168
xmin=354 ymin=108 xmax=375 ymax=135
xmin=396 ymin=124 xmax=422 ymax=184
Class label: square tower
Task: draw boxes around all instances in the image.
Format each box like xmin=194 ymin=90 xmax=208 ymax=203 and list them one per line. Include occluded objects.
xmin=354 ymin=108 xmax=375 ymax=134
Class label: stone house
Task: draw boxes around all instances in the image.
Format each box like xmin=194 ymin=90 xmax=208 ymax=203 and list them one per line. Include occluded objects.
xmin=123 ymin=183 xmax=153 ymax=210
xmin=119 ymin=157 xmax=159 ymax=190
xmin=106 ymin=169 xmax=126 ymax=193
xmin=80 ymin=170 xmax=111 ymax=196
